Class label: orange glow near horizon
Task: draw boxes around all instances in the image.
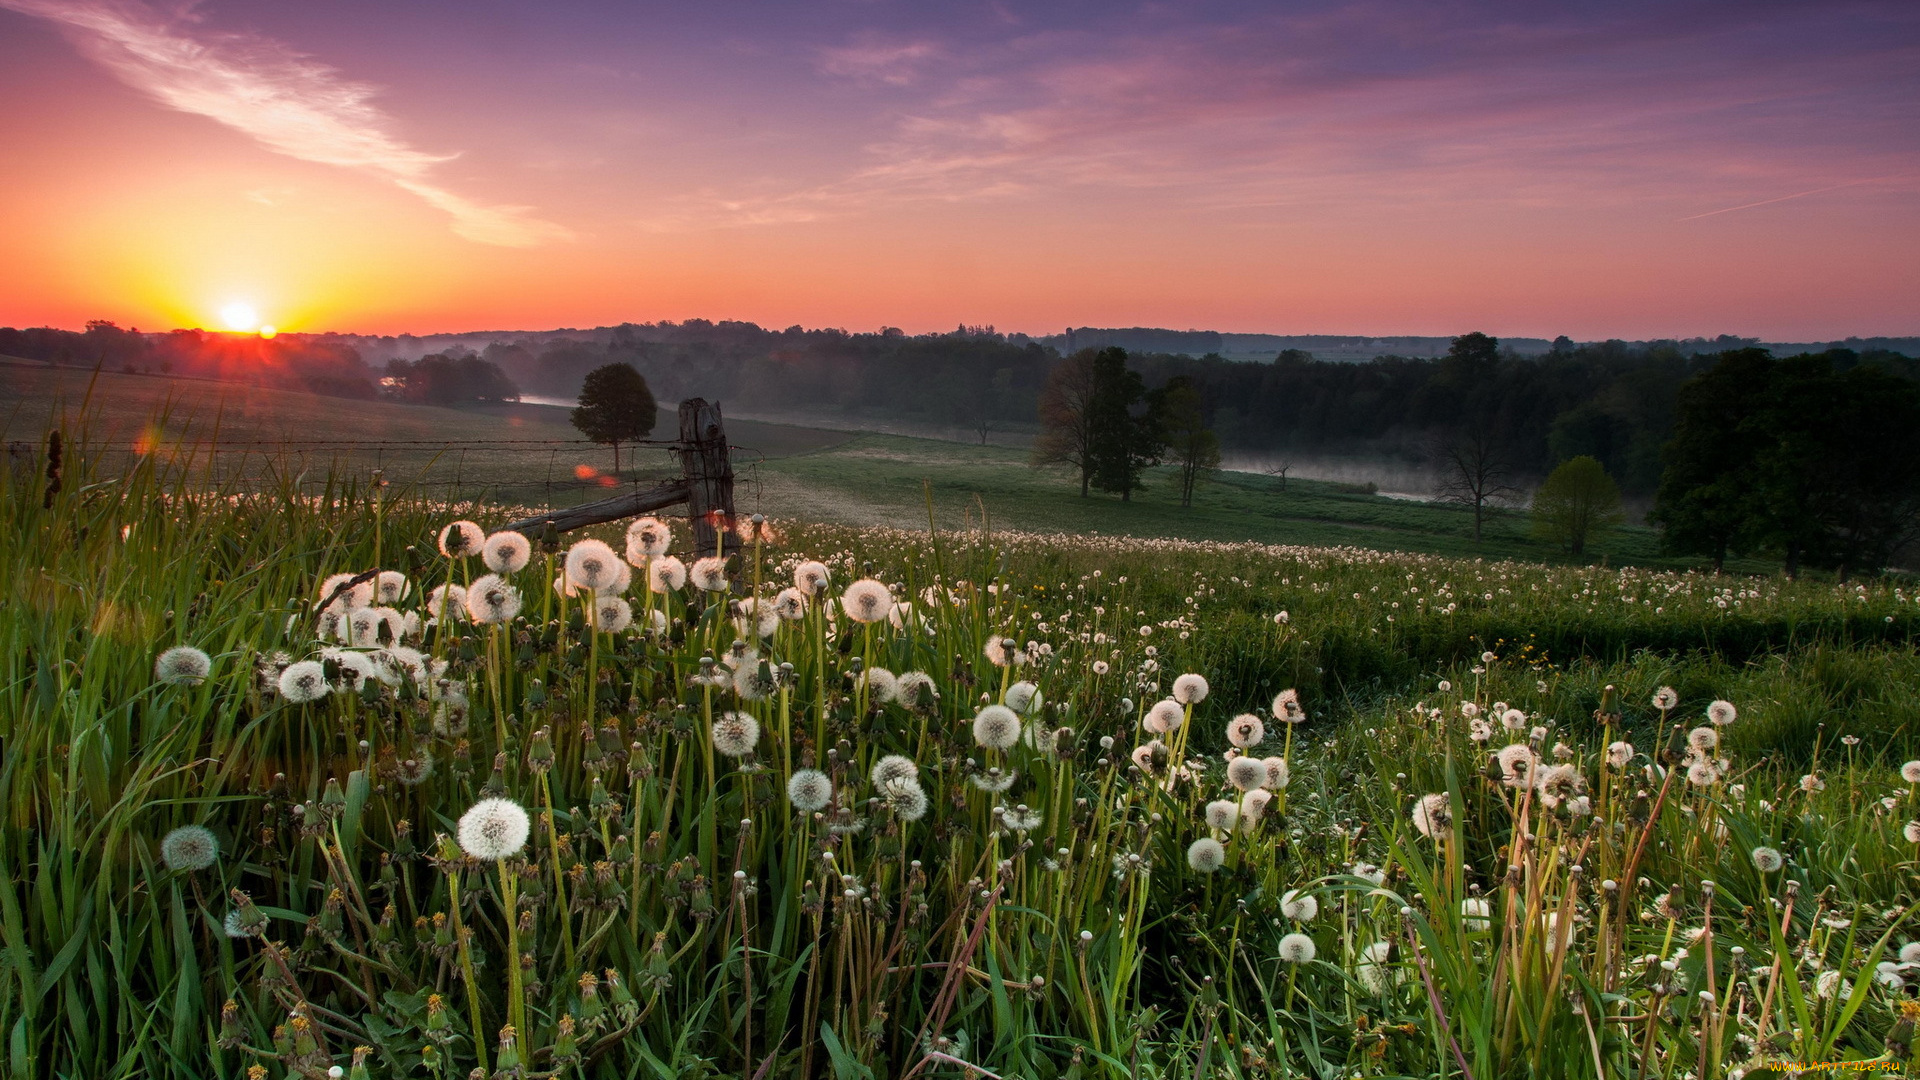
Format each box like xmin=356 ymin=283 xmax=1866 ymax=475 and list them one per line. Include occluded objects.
xmin=0 ymin=0 xmax=1914 ymax=342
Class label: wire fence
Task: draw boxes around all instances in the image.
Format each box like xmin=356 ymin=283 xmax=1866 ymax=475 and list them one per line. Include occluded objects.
xmin=5 ymin=435 xmax=778 ymax=519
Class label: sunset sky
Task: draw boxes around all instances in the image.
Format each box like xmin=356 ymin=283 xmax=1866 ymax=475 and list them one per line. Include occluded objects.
xmin=0 ymin=0 xmax=1915 ymax=340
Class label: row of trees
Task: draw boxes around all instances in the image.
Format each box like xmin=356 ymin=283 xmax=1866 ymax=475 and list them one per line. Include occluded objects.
xmin=1030 ymin=348 xmax=1220 ymax=506
xmin=379 ymin=354 xmax=520 ymax=405
xmin=1651 ymin=349 xmax=1920 ymax=578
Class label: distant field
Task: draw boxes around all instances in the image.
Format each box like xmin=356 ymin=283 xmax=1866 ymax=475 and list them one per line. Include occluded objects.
xmin=5 ymin=360 xmax=1746 ymax=568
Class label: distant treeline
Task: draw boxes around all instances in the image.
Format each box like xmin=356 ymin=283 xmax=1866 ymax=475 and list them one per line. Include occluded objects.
xmin=0 ymin=321 xmax=376 ymax=399
xmin=9 ymin=318 xmax=1919 ymax=498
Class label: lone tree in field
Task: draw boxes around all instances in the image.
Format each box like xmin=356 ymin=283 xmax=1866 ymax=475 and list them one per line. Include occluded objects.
xmin=1156 ymin=375 xmax=1219 ymax=508
xmin=1435 ymin=426 xmax=1517 ymax=542
xmin=1531 ymin=455 xmax=1624 ymax=556
xmin=571 ymin=363 xmax=657 ymax=474
xmin=1088 ymin=348 xmax=1161 ymax=502
xmin=1032 ymin=349 xmax=1102 ymax=496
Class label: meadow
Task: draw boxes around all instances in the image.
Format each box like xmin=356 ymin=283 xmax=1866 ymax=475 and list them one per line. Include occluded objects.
xmin=2 ymin=408 xmax=1918 ymax=1080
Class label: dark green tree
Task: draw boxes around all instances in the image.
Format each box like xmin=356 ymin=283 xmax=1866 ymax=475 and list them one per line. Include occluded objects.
xmin=1530 ymin=455 xmax=1624 ymax=556
xmin=1155 ymin=376 xmax=1219 ymax=508
xmin=570 ymin=362 xmax=657 ymax=474
xmin=1032 ymin=349 xmax=1101 ymax=496
xmin=1087 ymin=348 xmax=1160 ymax=501
xmin=1648 ymin=349 xmax=1775 ymax=570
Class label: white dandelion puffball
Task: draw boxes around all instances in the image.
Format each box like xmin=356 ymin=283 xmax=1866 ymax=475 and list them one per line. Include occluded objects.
xmin=1356 ymin=941 xmax=1396 ymax=993
xmin=626 ymin=516 xmax=672 ymax=561
xmin=278 ymin=660 xmax=329 ymax=703
xmin=882 ymin=776 xmax=930 ymax=822
xmin=565 ymin=539 xmax=620 ymax=592
xmin=1004 ymin=680 xmax=1039 ymax=714
xmin=1226 ymin=714 xmax=1265 ymax=750
xmin=318 ymin=571 xmax=373 ymax=612
xmin=787 ymin=769 xmax=833 ymax=812
xmin=1460 ymin=701 xmax=1481 ymax=719
xmin=773 ymin=587 xmax=808 ymax=620
xmin=1226 ymin=755 xmax=1269 ymax=792
xmin=1272 ymin=689 xmax=1305 ymax=722
xmin=1280 ymin=889 xmax=1318 ymax=922
xmin=1412 ymin=793 xmax=1451 ymax=839
xmin=1204 ymin=799 xmax=1240 ymax=832
xmin=1263 ymin=756 xmax=1290 ymax=790
xmin=1686 ymin=759 xmax=1719 ymax=788
xmin=1652 ymin=686 xmax=1679 ymax=711
xmin=840 ymin=578 xmax=892 ymax=623
xmin=1606 ymin=741 xmax=1634 ymax=768
xmin=1902 ymin=942 xmax=1920 ymax=966
xmin=1905 ymin=821 xmax=1920 ymax=844
xmin=691 ymin=555 xmax=729 ymax=592
xmin=793 ymin=560 xmax=831 ymax=595
xmin=1240 ymin=788 xmax=1273 ymax=826
xmin=464 ymin=574 xmax=523 ymax=624
xmin=1901 ymin=760 xmax=1920 ymax=784
xmin=1461 ymin=897 xmax=1491 ymax=931
xmin=1186 ymin=837 xmax=1226 ymax=873
xmin=457 ymin=798 xmax=531 ymax=861
xmin=872 ymin=754 xmax=920 ymax=788
xmin=438 ymin=520 xmax=484 ymax=558
xmin=1495 ymin=744 xmax=1539 ymax=787
xmin=1500 ymin=708 xmax=1527 ymax=731
xmin=374 ymin=570 xmax=410 ymax=604
xmin=154 ymin=646 xmax=212 ymax=686
xmin=425 ymin=583 xmax=466 ymax=620
xmin=599 ymin=559 xmax=632 ymax=596
xmin=1708 ymin=700 xmax=1738 ymax=726
xmin=711 ymin=712 xmax=761 ymax=758
xmin=1751 ymin=846 xmax=1784 ymax=872
xmin=649 ymin=555 xmax=688 ymax=593
xmin=895 ymin=671 xmax=938 ymax=708
xmin=482 ymin=531 xmax=531 ymax=574
xmin=1143 ymin=698 xmax=1185 ymax=734
xmin=1688 ymin=726 xmax=1719 ymax=751
xmin=160 ymin=825 xmax=220 ymax=871
xmin=857 ymin=667 xmax=899 ymax=704
xmin=973 ymin=705 xmax=1022 ymax=750
xmin=593 ymin=596 xmax=633 ymax=634
xmin=1172 ymin=673 xmax=1209 ymax=705
xmin=553 ymin=573 xmax=584 ymax=599
xmin=1278 ymin=932 xmax=1317 ymax=964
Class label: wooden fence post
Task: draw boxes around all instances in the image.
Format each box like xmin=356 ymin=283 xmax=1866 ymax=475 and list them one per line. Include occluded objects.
xmin=678 ymin=397 xmax=738 ymax=554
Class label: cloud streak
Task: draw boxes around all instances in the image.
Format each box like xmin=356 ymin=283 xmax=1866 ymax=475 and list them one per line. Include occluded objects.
xmin=1 ymin=0 xmax=569 ymax=246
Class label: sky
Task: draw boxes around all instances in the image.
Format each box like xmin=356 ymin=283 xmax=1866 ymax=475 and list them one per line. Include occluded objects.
xmin=0 ymin=0 xmax=1915 ymax=340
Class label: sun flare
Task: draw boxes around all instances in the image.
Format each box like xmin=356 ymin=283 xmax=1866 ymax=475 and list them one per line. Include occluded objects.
xmin=219 ymin=302 xmax=258 ymax=332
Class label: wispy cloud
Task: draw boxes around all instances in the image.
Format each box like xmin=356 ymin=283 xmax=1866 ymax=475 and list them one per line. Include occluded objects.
xmin=1677 ymin=178 xmax=1898 ymax=220
xmin=1 ymin=0 xmax=570 ymax=246
xmin=817 ymin=33 xmax=939 ymax=86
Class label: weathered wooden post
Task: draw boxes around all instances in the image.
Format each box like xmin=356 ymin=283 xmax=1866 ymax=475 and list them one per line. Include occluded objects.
xmin=678 ymin=397 xmax=737 ymax=554
xmin=502 ymin=397 xmax=736 ymax=551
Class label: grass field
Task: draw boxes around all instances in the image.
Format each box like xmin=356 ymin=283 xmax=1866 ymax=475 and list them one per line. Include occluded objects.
xmin=4 ymin=364 xmax=1762 ymax=572
xmin=2 ymin=435 xmax=1917 ymax=1078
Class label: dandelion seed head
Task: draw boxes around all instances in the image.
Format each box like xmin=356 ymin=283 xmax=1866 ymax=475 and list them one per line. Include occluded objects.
xmin=425 ymin=583 xmax=466 ymax=620
xmin=1186 ymin=837 xmax=1226 ymax=873
xmin=278 ymin=660 xmax=329 ymax=703
xmin=1280 ymin=890 xmax=1318 ymax=922
xmin=594 ymin=596 xmax=633 ymax=634
xmin=1412 ymin=793 xmax=1451 ymax=838
xmin=872 ymin=754 xmax=920 ymax=788
xmin=691 ymin=556 xmax=729 ymax=592
xmin=1500 ymin=708 xmax=1527 ymax=731
xmin=1461 ymin=897 xmax=1491 ymax=930
xmin=1708 ymin=700 xmax=1738 ymax=726
xmin=882 ymin=776 xmax=929 ymax=821
xmin=457 ymin=798 xmax=531 ymax=861
xmin=1263 ymin=756 xmax=1290 ymax=790
xmin=1652 ymin=686 xmax=1679 ymax=711
xmin=1751 ymin=846 xmax=1784 ymax=872
xmin=1204 ymin=799 xmax=1240 ymax=831
xmin=793 ymin=560 xmax=831 ymax=595
xmin=463 ymin=574 xmax=523 ymax=624
xmin=841 ymin=578 xmax=892 ymax=623
xmin=1688 ymin=726 xmax=1719 ymax=751
xmin=787 ymin=769 xmax=833 ymax=812
xmin=482 ymin=531 xmax=531 ymax=574
xmin=648 ymin=555 xmax=688 ymax=593
xmin=1172 ymin=673 xmax=1209 ymax=705
xmin=438 ymin=520 xmax=484 ymax=558
xmin=773 ymin=587 xmax=808 ymax=621
xmin=626 ymin=516 xmax=672 ymax=561
xmin=318 ymin=572 xmax=374 ymax=612
xmin=160 ymin=825 xmax=219 ymax=871
xmin=1239 ymin=788 xmax=1273 ymax=827
xmin=1226 ymin=755 xmax=1269 ymax=792
xmin=564 ymin=539 xmax=620 ymax=592
xmin=1278 ymin=932 xmax=1316 ymax=964
xmin=711 ymin=712 xmax=761 ymax=759
xmin=973 ymin=705 xmax=1022 ymax=750
xmin=154 ymin=646 xmax=212 ymax=686
xmin=1004 ymin=681 xmax=1039 ymax=714
xmin=1606 ymin=740 xmax=1634 ymax=767
xmin=895 ymin=671 xmax=938 ymax=708
xmin=1901 ymin=761 xmax=1920 ymax=784
xmin=1226 ymin=714 xmax=1265 ymax=749
xmin=1143 ymin=698 xmax=1185 ymax=734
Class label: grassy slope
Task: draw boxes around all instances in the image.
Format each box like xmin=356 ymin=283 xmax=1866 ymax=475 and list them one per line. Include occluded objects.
xmin=4 ymin=361 xmax=1748 ymax=569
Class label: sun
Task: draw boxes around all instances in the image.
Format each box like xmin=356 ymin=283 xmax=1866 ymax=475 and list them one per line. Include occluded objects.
xmin=219 ymin=302 xmax=258 ymax=332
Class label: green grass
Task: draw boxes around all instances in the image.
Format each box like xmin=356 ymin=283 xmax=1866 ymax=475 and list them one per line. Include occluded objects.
xmin=2 ymin=410 xmax=1918 ymax=1079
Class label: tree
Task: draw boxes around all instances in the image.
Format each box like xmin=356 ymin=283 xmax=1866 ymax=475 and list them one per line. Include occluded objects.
xmin=571 ymin=363 xmax=657 ymax=474
xmin=1531 ymin=456 xmax=1624 ymax=556
xmin=1155 ymin=376 xmax=1219 ymax=508
xmin=1087 ymin=348 xmax=1160 ymax=501
xmin=1649 ymin=349 xmax=1777 ymax=570
xmin=1032 ymin=349 xmax=1101 ymax=496
xmin=1434 ymin=426 xmax=1517 ymax=542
